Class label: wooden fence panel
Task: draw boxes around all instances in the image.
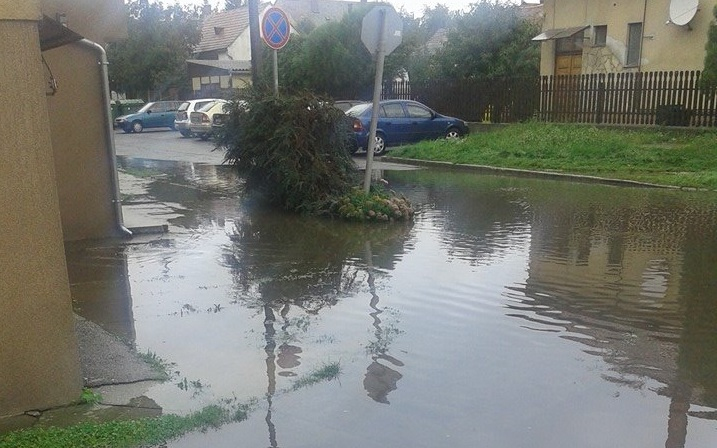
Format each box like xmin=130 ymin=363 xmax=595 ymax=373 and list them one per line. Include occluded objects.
xmin=379 ymin=71 xmax=717 ymax=126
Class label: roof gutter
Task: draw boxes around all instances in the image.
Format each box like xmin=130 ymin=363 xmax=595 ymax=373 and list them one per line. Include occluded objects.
xmin=77 ymin=39 xmax=132 ymax=238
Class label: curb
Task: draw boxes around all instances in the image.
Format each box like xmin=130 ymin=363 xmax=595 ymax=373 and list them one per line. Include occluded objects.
xmin=381 ymin=156 xmax=709 ymax=191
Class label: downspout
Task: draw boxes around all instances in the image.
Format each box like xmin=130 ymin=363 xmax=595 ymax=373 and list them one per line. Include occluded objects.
xmin=77 ymin=39 xmax=132 ymax=238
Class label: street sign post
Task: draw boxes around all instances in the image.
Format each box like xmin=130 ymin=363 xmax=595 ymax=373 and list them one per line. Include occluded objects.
xmin=360 ymin=6 xmax=403 ymax=193
xmin=261 ymin=7 xmax=291 ymax=94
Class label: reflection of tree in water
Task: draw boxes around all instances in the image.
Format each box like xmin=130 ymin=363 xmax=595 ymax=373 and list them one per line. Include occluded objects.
xmin=363 ymin=242 xmax=404 ymax=405
xmin=221 ymin=208 xmax=414 ymax=444
xmin=510 ymin=188 xmax=717 ymax=447
xmin=385 ymin=170 xmax=532 ymax=265
xmin=221 ymin=207 xmax=414 ymax=313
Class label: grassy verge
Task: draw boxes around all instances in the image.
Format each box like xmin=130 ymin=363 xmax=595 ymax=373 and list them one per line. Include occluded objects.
xmin=0 ymin=362 xmax=341 ymax=448
xmin=0 ymin=402 xmax=252 ymax=448
xmin=389 ymin=122 xmax=717 ymax=190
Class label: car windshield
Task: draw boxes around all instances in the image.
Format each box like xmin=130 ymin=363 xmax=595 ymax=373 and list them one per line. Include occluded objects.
xmin=345 ymin=103 xmax=371 ymax=117
xmin=198 ymin=100 xmax=224 ymax=112
xmin=136 ymin=102 xmax=155 ymax=113
xmin=177 ymin=102 xmax=190 ymax=112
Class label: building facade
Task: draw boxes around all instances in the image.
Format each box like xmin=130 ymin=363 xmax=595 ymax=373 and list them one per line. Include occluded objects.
xmin=535 ymin=0 xmax=714 ymax=76
xmin=0 ymin=0 xmax=126 ymax=418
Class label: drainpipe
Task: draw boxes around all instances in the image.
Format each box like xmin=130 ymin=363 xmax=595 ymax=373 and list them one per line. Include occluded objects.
xmin=77 ymin=39 xmax=132 ymax=238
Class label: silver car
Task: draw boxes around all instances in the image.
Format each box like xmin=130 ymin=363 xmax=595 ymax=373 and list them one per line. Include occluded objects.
xmin=175 ymin=98 xmax=219 ymax=137
xmin=190 ymin=99 xmax=229 ymax=141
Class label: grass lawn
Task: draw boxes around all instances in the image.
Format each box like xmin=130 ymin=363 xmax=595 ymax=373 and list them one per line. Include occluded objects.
xmin=389 ymin=122 xmax=717 ymax=190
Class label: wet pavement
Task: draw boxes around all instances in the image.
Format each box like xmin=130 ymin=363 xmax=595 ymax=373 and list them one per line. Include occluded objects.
xmin=6 ymin=129 xmax=717 ymax=447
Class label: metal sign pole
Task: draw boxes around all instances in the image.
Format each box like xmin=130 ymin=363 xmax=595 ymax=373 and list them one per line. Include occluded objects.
xmin=363 ymin=8 xmax=387 ymax=194
xmin=273 ymin=49 xmax=279 ymax=95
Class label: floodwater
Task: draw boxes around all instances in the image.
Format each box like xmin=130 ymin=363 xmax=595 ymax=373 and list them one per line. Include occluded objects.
xmin=66 ymin=157 xmax=717 ymax=448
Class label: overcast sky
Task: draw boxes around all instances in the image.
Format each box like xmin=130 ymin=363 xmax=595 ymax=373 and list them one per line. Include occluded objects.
xmin=159 ymin=0 xmax=511 ymax=18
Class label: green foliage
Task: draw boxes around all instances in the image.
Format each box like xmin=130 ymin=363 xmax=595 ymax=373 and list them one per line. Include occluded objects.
xmin=80 ymin=388 xmax=102 ymax=405
xmin=215 ymin=90 xmax=359 ymax=212
xmin=390 ymin=122 xmax=717 ymax=190
xmin=137 ymin=350 xmax=176 ymax=380
xmin=107 ymin=0 xmax=202 ymax=99
xmin=259 ymin=4 xmax=412 ymax=99
xmin=703 ymin=6 xmax=717 ymax=88
xmin=0 ymin=401 xmax=253 ymax=448
xmin=426 ymin=0 xmax=541 ymax=80
xmin=288 ymin=362 xmax=342 ymax=391
xmin=329 ymin=187 xmax=414 ymax=222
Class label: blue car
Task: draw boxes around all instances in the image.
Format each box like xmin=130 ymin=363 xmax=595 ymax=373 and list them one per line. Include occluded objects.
xmin=115 ymin=100 xmax=182 ymax=133
xmin=345 ymin=100 xmax=468 ymax=156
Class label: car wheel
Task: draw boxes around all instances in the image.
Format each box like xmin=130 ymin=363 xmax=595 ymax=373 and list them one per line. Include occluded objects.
xmin=372 ymin=134 xmax=386 ymax=156
xmin=179 ymin=130 xmax=192 ymax=138
xmin=199 ymin=133 xmax=210 ymax=141
xmin=132 ymin=121 xmax=143 ymax=133
xmin=445 ymin=127 xmax=462 ymax=139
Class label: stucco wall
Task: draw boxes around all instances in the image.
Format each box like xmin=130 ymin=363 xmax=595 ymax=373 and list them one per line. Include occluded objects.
xmin=44 ymin=43 xmax=118 ymax=241
xmin=0 ymin=18 xmax=82 ymax=418
xmin=540 ymin=0 xmax=715 ymax=75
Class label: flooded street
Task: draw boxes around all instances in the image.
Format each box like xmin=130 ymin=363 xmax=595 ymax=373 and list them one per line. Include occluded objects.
xmin=65 ymin=131 xmax=717 ymax=447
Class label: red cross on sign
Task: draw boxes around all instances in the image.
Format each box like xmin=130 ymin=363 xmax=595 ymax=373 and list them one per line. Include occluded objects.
xmin=261 ymin=7 xmax=291 ymax=50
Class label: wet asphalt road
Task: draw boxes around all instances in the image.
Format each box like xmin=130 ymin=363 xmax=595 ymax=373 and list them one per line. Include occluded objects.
xmin=113 ymin=128 xmax=419 ymax=170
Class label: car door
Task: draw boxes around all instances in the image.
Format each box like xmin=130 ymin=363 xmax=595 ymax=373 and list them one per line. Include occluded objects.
xmin=378 ymin=102 xmax=409 ymax=146
xmin=144 ymin=102 xmax=165 ymax=128
xmin=405 ymin=102 xmax=441 ymax=142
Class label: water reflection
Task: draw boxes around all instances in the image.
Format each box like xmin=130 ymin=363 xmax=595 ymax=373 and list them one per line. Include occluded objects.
xmin=62 ymin=159 xmax=717 ymax=447
xmin=363 ymin=242 xmax=404 ymax=404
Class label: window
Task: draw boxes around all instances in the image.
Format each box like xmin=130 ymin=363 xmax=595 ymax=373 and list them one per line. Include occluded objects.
xmin=626 ymin=22 xmax=642 ymax=67
xmin=556 ymin=31 xmax=584 ymax=54
xmin=380 ymin=103 xmax=405 ymax=118
xmin=406 ymin=104 xmax=432 ymax=119
xmin=593 ymin=25 xmax=607 ymax=47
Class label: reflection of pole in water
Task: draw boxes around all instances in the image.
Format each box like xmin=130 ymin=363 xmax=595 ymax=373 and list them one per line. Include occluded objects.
xmin=664 ymin=383 xmax=690 ymax=448
xmin=263 ymin=304 xmax=278 ymax=448
xmin=363 ymin=241 xmax=403 ymax=404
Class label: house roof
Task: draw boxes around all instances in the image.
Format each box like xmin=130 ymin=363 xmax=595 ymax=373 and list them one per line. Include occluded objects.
xmin=274 ymin=0 xmax=362 ymax=28
xmin=194 ymin=7 xmax=252 ymax=54
xmin=425 ymin=28 xmax=448 ymax=54
xmin=187 ymin=59 xmax=252 ymax=72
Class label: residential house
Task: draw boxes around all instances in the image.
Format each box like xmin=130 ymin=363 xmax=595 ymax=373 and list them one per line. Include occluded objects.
xmin=534 ymin=0 xmax=714 ymax=76
xmin=1 ymin=0 xmax=127 ymax=418
xmin=188 ymin=0 xmax=365 ymax=97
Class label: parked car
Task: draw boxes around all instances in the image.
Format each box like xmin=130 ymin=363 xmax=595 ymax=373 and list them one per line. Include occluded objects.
xmin=115 ymin=100 xmax=182 ymax=133
xmin=190 ymin=99 xmax=229 ymax=140
xmin=175 ymin=99 xmax=219 ymax=137
xmin=345 ymin=100 xmax=469 ymax=156
xmin=210 ymin=100 xmax=248 ymax=135
xmin=333 ymin=99 xmax=367 ymax=112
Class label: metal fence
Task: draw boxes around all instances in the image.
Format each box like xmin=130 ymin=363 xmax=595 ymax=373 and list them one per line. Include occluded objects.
xmin=383 ymin=71 xmax=717 ymax=127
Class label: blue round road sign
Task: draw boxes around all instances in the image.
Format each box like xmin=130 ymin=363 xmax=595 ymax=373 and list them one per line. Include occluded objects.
xmin=262 ymin=7 xmax=291 ymax=50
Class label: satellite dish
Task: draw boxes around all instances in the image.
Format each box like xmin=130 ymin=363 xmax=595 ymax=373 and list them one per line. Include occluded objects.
xmin=669 ymin=0 xmax=698 ymax=26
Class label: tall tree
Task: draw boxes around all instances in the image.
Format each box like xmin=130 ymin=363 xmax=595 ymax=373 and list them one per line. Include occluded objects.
xmin=260 ymin=4 xmax=414 ymax=99
xmin=432 ymin=0 xmax=541 ymax=80
xmin=703 ymin=6 xmax=717 ymax=87
xmin=224 ymin=0 xmax=247 ymax=10
xmin=107 ymin=0 xmax=201 ymax=99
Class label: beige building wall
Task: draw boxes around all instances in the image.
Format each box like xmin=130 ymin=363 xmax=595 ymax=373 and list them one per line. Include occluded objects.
xmin=43 ymin=44 xmax=118 ymax=241
xmin=0 ymin=9 xmax=83 ymax=417
xmin=0 ymin=0 xmax=127 ymax=418
xmin=540 ymin=0 xmax=715 ymax=75
xmin=42 ymin=0 xmax=126 ymax=241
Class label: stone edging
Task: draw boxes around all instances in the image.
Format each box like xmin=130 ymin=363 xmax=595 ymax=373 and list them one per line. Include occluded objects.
xmin=382 ymin=156 xmax=712 ymax=192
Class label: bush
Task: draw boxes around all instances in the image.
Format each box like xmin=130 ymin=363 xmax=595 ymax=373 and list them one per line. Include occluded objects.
xmin=215 ymin=89 xmax=359 ymax=213
xmin=215 ymin=90 xmax=413 ymax=221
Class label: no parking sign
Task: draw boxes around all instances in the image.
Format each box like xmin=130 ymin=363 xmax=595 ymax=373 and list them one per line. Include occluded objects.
xmin=261 ymin=7 xmax=291 ymax=50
